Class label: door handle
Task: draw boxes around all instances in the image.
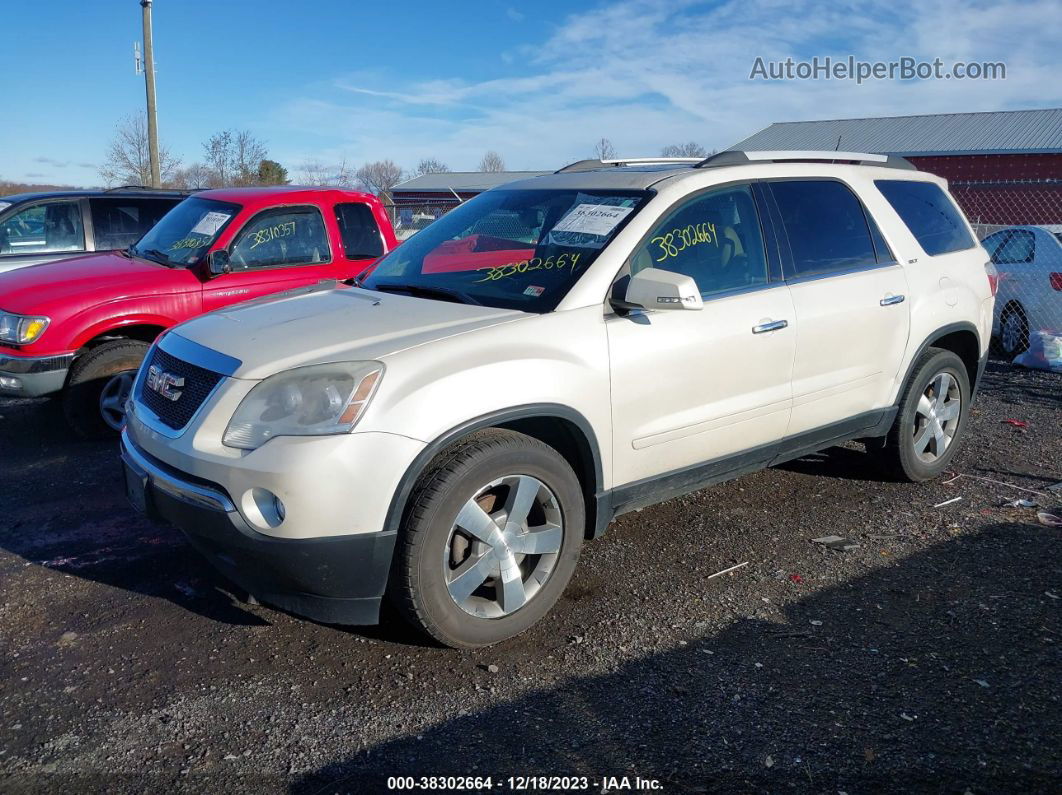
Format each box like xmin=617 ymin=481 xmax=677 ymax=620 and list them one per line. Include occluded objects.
xmin=752 ymin=319 xmax=788 ymax=334
xmin=880 ymin=294 xmax=905 ymax=306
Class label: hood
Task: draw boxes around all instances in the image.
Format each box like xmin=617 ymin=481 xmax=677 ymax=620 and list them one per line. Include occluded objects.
xmin=0 ymin=251 xmax=199 ymax=314
xmin=168 ymin=286 xmax=523 ymax=379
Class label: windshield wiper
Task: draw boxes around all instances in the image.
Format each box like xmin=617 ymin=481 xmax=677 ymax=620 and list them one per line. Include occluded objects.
xmin=371 ymin=283 xmax=481 ymax=305
xmin=138 ymin=248 xmax=176 ymax=268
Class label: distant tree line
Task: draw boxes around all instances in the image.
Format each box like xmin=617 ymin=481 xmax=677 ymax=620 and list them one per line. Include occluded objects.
xmin=590 ymin=137 xmax=714 ymax=161
xmin=84 ymin=115 xmax=717 ymax=204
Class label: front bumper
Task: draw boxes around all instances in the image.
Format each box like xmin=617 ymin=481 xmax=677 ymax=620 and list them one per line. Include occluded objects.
xmin=0 ymin=352 xmax=73 ymax=397
xmin=120 ymin=430 xmax=397 ymax=625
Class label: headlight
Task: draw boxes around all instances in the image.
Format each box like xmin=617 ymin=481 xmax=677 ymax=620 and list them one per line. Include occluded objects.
xmin=0 ymin=311 xmax=50 ymax=345
xmin=223 ymin=361 xmax=383 ymax=450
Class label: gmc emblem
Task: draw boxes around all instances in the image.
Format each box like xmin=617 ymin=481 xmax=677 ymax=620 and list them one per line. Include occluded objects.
xmin=145 ymin=364 xmax=185 ymax=402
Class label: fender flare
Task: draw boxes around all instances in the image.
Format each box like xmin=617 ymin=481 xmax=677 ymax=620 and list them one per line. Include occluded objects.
xmin=893 ymin=321 xmax=983 ymax=404
xmin=381 ymin=403 xmax=605 ymax=537
xmin=68 ymin=313 xmax=176 ymax=351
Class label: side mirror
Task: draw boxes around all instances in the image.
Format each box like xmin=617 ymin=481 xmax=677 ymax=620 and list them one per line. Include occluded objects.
xmin=615 ymin=268 xmax=703 ymax=312
xmin=207 ymin=249 xmax=231 ymax=276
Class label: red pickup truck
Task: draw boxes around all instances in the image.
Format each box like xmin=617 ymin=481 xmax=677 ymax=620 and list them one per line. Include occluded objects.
xmin=0 ymin=186 xmax=397 ymax=436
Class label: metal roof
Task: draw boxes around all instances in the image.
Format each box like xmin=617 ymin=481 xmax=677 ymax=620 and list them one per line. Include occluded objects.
xmin=392 ymin=171 xmax=551 ymax=194
xmin=729 ymin=108 xmax=1062 ymax=156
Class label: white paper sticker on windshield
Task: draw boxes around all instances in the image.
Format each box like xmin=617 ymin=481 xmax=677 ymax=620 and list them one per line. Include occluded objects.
xmin=551 ymin=204 xmax=634 ymax=237
xmin=190 ymin=211 xmax=231 ymax=237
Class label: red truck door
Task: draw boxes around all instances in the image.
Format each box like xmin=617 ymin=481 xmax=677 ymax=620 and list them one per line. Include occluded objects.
xmin=201 ymin=203 xmax=350 ymax=312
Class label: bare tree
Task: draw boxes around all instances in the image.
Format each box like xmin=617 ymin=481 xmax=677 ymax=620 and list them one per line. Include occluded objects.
xmin=412 ymin=158 xmax=449 ymax=177
xmin=356 ymin=160 xmax=405 ymax=203
xmin=478 ymin=150 xmax=506 ymax=172
xmin=99 ymin=112 xmax=181 ymax=187
xmin=661 ymin=142 xmax=708 ymax=158
xmin=202 ymin=130 xmax=234 ymax=185
xmin=296 ymin=159 xmax=355 ymax=186
xmin=592 ymin=137 xmax=616 ymax=160
xmin=171 ymin=162 xmax=213 ymax=190
xmin=202 ymin=129 xmax=269 ymax=186
xmin=234 ymin=131 xmax=268 ymax=184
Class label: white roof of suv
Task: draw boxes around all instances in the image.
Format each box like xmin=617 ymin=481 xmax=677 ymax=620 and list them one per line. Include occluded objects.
xmin=504 ymin=150 xmax=919 ymax=192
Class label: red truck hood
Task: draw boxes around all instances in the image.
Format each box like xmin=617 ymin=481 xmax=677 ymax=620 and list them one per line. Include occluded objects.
xmin=0 ymin=251 xmax=200 ymax=315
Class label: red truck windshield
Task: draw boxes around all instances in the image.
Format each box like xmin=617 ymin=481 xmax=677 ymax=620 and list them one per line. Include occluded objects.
xmin=130 ymin=197 xmax=241 ymax=267
xmin=363 ymin=189 xmax=651 ymax=312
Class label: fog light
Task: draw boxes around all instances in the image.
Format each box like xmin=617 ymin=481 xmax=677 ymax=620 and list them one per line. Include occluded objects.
xmin=241 ymin=487 xmax=286 ymax=530
xmin=0 ymin=375 xmax=21 ymax=390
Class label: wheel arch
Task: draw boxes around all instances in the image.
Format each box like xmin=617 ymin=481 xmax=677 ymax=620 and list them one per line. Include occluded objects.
xmin=71 ymin=317 xmax=173 ymax=352
xmin=897 ymin=321 xmax=983 ymax=402
xmin=383 ymin=404 xmax=606 ymax=543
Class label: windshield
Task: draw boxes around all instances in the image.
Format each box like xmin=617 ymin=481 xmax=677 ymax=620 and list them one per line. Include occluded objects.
xmin=130 ymin=197 xmax=240 ymax=267
xmin=363 ymin=188 xmax=651 ymax=311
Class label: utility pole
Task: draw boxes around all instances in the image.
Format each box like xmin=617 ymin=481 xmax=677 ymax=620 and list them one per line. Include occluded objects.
xmin=140 ymin=0 xmax=161 ymax=187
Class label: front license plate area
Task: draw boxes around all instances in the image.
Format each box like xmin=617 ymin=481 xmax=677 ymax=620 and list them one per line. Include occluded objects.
xmin=124 ymin=462 xmax=153 ymax=518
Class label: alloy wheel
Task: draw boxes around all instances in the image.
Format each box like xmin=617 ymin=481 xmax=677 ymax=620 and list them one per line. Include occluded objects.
xmin=911 ymin=371 xmax=961 ymax=463
xmin=444 ymin=474 xmax=563 ymax=619
xmin=99 ymin=371 xmax=136 ymax=431
xmin=1001 ymin=310 xmax=1026 ymax=355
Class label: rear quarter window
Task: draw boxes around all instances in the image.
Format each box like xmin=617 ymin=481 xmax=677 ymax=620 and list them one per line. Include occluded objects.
xmin=875 ymin=180 xmax=974 ymax=256
xmin=335 ymin=202 xmax=384 ymax=259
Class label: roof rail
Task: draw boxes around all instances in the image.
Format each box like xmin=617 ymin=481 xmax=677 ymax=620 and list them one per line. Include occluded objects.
xmin=103 ymin=184 xmax=190 ymax=192
xmin=555 ymin=156 xmax=704 ymax=174
xmin=695 ymin=150 xmax=917 ymax=170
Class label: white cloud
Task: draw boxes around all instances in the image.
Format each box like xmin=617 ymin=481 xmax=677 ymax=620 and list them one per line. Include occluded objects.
xmin=271 ymin=0 xmax=1062 ymax=171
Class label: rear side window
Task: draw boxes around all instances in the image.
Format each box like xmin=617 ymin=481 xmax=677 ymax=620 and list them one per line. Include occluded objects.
xmin=335 ymin=202 xmax=384 ymax=259
xmin=769 ymin=180 xmax=879 ymax=278
xmin=987 ymin=229 xmax=1035 ymax=264
xmin=89 ymin=198 xmax=176 ymax=251
xmin=875 ymin=180 xmax=974 ymax=256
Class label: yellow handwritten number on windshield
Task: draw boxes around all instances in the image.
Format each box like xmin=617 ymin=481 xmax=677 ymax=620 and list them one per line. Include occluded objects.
xmin=475 ymin=252 xmax=582 ymax=282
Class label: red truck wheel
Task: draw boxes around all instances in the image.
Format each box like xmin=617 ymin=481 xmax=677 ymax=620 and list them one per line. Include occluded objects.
xmin=62 ymin=340 xmax=149 ymax=439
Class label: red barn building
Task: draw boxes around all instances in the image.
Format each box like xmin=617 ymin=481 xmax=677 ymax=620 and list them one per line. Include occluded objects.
xmin=729 ymin=109 xmax=1062 ymax=230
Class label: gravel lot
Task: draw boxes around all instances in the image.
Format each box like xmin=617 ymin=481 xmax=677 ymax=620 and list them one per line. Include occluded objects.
xmin=1 ymin=361 xmax=1059 ymax=794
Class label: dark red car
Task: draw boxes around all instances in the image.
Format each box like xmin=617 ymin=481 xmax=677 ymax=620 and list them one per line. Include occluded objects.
xmin=0 ymin=186 xmax=397 ymax=436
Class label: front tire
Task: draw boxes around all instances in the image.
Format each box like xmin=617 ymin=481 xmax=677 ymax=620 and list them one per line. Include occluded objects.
xmin=876 ymin=347 xmax=971 ymax=482
xmin=392 ymin=429 xmax=584 ymax=648
xmin=62 ymin=340 xmax=149 ymax=439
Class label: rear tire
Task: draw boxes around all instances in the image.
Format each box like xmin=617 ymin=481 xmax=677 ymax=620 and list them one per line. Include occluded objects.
xmin=391 ymin=429 xmax=584 ymax=648
xmin=62 ymin=340 xmax=149 ymax=439
xmin=999 ymin=302 xmax=1029 ymax=357
xmin=875 ymin=347 xmax=971 ymax=482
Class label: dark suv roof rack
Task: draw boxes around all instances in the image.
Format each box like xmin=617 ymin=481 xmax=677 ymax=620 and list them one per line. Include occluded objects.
xmin=695 ymin=150 xmax=916 ymax=170
xmin=103 ymin=184 xmax=191 ymax=192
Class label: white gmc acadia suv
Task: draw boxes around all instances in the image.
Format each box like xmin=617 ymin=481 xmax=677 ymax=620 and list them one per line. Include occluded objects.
xmin=121 ymin=151 xmax=997 ymax=648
